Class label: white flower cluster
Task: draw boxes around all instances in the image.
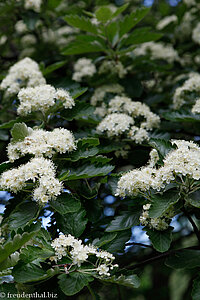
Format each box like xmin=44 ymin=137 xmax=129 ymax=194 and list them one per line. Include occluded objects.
xmin=192 ymin=98 xmax=200 ymax=114
xmin=140 ymin=204 xmax=174 ymax=231
xmin=72 ymin=58 xmax=96 ymax=82
xmin=24 ymin=0 xmax=42 ymax=12
xmin=7 ymin=127 xmax=76 ymax=162
xmin=97 ymin=96 xmax=160 ymax=143
xmin=192 ymin=23 xmax=200 ymax=45
xmin=99 ymin=60 xmax=127 ymax=78
xmin=91 ymin=84 xmax=125 ymax=107
xmin=156 ymin=15 xmax=178 ymax=30
xmin=51 ymin=234 xmax=118 ymax=277
xmin=0 ymin=57 xmax=46 ymax=95
xmin=173 ymin=73 xmax=200 ymax=109
xmin=183 ymin=0 xmax=196 ymax=6
xmin=15 ymin=20 xmax=28 ymax=34
xmin=116 ymin=140 xmax=200 ymax=197
xmin=133 ymin=42 xmax=179 ymax=64
xmin=17 ymin=84 xmax=74 ymax=115
xmin=0 ymin=157 xmax=62 ymax=204
xmin=42 ymin=26 xmax=78 ymax=47
xmin=97 ymin=113 xmax=134 ymax=137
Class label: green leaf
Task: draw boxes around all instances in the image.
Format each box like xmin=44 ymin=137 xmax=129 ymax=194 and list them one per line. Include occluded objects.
xmin=59 ymin=164 xmax=114 ymax=181
xmin=0 ymin=224 xmax=40 ymax=264
xmin=105 ymin=230 xmax=131 ymax=252
xmin=101 ymin=274 xmax=140 ymax=288
xmin=0 ymin=116 xmax=34 ymax=129
xmin=186 ymin=191 xmax=200 ymax=208
xmin=192 ymin=275 xmax=200 ymax=300
xmin=95 ymin=6 xmax=113 ymax=23
xmin=60 ymin=101 xmax=95 ymax=121
xmin=146 ymin=227 xmax=173 ymax=252
xmin=106 ymin=22 xmax=119 ymax=46
xmin=0 ymin=130 xmax=9 ymax=141
xmin=122 ymin=27 xmax=162 ymax=46
xmin=22 ymin=11 xmax=39 ymax=30
xmin=149 ymin=138 xmax=175 ymax=159
xmin=106 ymin=210 xmax=141 ymax=232
xmin=0 ymin=252 xmax=19 ymax=271
xmin=7 ymin=201 xmax=38 ymax=229
xmin=0 ymin=161 xmax=13 ymax=175
xmin=50 ymin=193 xmax=81 ymax=215
xmin=93 ymin=232 xmax=117 ymax=247
xmin=42 ymin=61 xmax=67 ymax=76
xmin=149 ymin=191 xmax=180 ymax=218
xmin=119 ymin=7 xmax=150 ymax=37
xmin=64 ymin=15 xmax=98 ymax=34
xmin=11 ymin=123 xmax=30 ymax=142
xmin=13 ymin=262 xmax=46 ymax=283
xmin=166 ymin=250 xmax=200 ymax=269
xmin=111 ymin=3 xmax=129 ymax=18
xmin=20 ymin=245 xmax=54 ymax=263
xmin=80 ymin=137 xmax=100 ymax=147
xmin=70 ymin=87 xmax=88 ymax=99
xmin=63 ymin=139 xmax=99 ymax=161
xmin=62 ymin=40 xmax=104 ymax=55
xmin=163 ymin=111 xmax=200 ymax=123
xmin=56 ymin=208 xmax=88 ymax=237
xmin=58 ymin=272 xmax=93 ymax=296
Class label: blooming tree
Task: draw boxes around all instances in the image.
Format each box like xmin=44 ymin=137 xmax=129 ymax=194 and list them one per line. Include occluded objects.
xmin=0 ymin=0 xmax=200 ymax=299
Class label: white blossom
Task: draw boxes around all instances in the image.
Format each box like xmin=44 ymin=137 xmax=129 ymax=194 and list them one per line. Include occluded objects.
xmin=51 ymin=234 xmax=118 ymax=276
xmin=99 ymin=60 xmax=127 ymax=78
xmin=97 ymin=113 xmax=134 ymax=137
xmin=133 ymin=42 xmax=179 ymax=64
xmin=0 ymin=157 xmax=62 ymax=204
xmin=7 ymin=127 xmax=76 ymax=162
xmin=24 ymin=0 xmax=42 ymax=12
xmin=173 ymin=73 xmax=200 ymax=109
xmin=156 ymin=15 xmax=178 ymax=30
xmin=116 ymin=140 xmax=200 ymax=197
xmin=192 ymin=98 xmax=200 ymax=114
xmin=72 ymin=58 xmax=96 ymax=82
xmin=17 ymin=85 xmax=74 ymax=115
xmin=140 ymin=204 xmax=175 ymax=231
xmin=192 ymin=23 xmax=200 ymax=45
xmin=0 ymin=57 xmax=46 ymax=95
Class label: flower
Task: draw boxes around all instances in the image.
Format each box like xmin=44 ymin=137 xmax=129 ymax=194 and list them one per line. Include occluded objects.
xmin=17 ymin=85 xmax=74 ymax=115
xmin=0 ymin=157 xmax=62 ymax=204
xmin=156 ymin=15 xmax=178 ymax=30
xmin=0 ymin=57 xmax=46 ymax=95
xmin=116 ymin=139 xmax=200 ymax=197
xmin=72 ymin=58 xmax=96 ymax=82
xmin=24 ymin=0 xmax=42 ymax=12
xmin=97 ymin=113 xmax=134 ymax=137
xmin=51 ymin=234 xmax=118 ymax=276
xmin=140 ymin=204 xmax=174 ymax=231
xmin=7 ymin=127 xmax=76 ymax=162
xmin=133 ymin=42 xmax=179 ymax=64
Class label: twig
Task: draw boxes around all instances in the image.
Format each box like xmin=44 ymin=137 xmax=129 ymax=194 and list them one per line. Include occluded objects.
xmin=125 ymin=242 xmax=153 ymax=249
xmin=120 ymin=245 xmax=200 ymax=271
xmin=182 ymin=207 xmax=200 ymax=245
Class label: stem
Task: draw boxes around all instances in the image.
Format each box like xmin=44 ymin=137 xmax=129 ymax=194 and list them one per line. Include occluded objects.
xmin=120 ymin=246 xmax=200 ymax=271
xmin=87 ymin=284 xmax=96 ymax=300
xmin=182 ymin=207 xmax=200 ymax=245
xmin=117 ymin=285 xmax=123 ymax=300
xmin=125 ymin=242 xmax=153 ymax=248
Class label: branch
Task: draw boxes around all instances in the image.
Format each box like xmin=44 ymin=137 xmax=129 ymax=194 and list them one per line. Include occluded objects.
xmin=125 ymin=242 xmax=153 ymax=249
xmin=182 ymin=207 xmax=200 ymax=245
xmin=120 ymin=246 xmax=200 ymax=271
